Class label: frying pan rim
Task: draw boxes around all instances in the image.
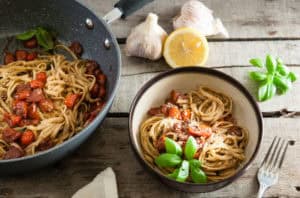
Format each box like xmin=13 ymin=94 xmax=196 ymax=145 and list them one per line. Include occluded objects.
xmin=0 ymin=0 xmax=122 ymax=164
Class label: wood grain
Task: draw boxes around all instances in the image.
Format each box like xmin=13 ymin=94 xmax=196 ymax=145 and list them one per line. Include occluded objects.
xmin=0 ymin=118 xmax=299 ymax=198
xmin=110 ymin=42 xmax=300 ymax=113
xmin=78 ymin=0 xmax=300 ymax=39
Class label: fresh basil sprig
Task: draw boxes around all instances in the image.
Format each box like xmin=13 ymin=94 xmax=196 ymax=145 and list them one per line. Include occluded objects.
xmin=249 ymin=54 xmax=298 ymax=101
xmin=155 ymin=136 xmax=207 ymax=183
xmin=16 ymin=27 xmax=55 ymax=51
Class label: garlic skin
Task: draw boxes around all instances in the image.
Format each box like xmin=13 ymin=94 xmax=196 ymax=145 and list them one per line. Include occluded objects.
xmin=173 ymin=0 xmax=229 ymax=38
xmin=125 ymin=13 xmax=167 ymax=60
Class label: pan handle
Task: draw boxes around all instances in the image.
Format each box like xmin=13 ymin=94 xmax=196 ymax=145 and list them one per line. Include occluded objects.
xmin=103 ymin=0 xmax=154 ymax=24
xmin=115 ymin=0 xmax=154 ymax=18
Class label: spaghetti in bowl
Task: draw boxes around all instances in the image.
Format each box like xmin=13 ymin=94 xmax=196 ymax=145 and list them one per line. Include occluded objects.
xmin=129 ymin=67 xmax=263 ymax=192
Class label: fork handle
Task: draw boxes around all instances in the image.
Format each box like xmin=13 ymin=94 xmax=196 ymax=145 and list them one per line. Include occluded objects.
xmin=257 ymin=183 xmax=268 ymax=198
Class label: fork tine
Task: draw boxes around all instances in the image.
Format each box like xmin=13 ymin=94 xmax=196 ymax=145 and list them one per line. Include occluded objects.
xmin=260 ymin=136 xmax=279 ymax=167
xmin=260 ymin=136 xmax=277 ymax=167
xmin=269 ymin=138 xmax=285 ymax=170
xmin=278 ymin=140 xmax=289 ymax=168
xmin=265 ymin=137 xmax=281 ymax=169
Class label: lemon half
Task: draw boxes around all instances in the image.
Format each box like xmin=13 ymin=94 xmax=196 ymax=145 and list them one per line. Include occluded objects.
xmin=163 ymin=27 xmax=209 ymax=68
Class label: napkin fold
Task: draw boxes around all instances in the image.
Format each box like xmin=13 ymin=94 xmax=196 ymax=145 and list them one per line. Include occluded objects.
xmin=72 ymin=167 xmax=118 ymax=198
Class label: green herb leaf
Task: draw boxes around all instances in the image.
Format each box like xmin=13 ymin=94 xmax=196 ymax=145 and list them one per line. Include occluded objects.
xmin=249 ymin=71 xmax=267 ymax=81
xmin=190 ymin=166 xmax=207 ymax=183
xmin=265 ymin=54 xmax=277 ymax=74
xmin=168 ymin=169 xmax=179 ymax=179
xmin=266 ymin=83 xmax=276 ymax=100
xmin=276 ymin=63 xmax=289 ymax=76
xmin=273 ymin=76 xmax=291 ymax=94
xmin=189 ymin=159 xmax=201 ymax=168
xmin=287 ymin=72 xmax=298 ymax=82
xmin=184 ymin=136 xmax=198 ymax=160
xmin=176 ymin=160 xmax=189 ymax=182
xmin=249 ymin=58 xmax=264 ymax=68
xmin=16 ymin=29 xmax=36 ymax=40
xmin=35 ymin=27 xmax=54 ymax=50
xmin=258 ymin=82 xmax=268 ymax=101
xmin=155 ymin=153 xmax=182 ymax=168
xmin=165 ymin=137 xmax=182 ymax=156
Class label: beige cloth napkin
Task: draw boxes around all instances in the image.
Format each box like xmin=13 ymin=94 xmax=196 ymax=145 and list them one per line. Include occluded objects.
xmin=72 ymin=167 xmax=118 ymax=198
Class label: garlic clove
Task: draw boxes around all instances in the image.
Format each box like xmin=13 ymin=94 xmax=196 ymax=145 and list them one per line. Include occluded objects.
xmin=173 ymin=0 xmax=229 ymax=38
xmin=125 ymin=13 xmax=168 ymax=60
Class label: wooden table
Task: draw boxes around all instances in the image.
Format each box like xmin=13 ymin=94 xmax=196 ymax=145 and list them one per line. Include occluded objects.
xmin=1 ymin=0 xmax=300 ymax=197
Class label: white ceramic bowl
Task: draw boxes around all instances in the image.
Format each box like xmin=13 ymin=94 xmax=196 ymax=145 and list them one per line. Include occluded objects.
xmin=129 ymin=67 xmax=263 ymax=192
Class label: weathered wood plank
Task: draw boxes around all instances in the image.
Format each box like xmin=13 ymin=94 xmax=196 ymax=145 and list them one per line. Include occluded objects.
xmin=120 ymin=41 xmax=300 ymax=75
xmin=110 ymin=41 xmax=300 ymax=113
xmin=111 ymin=66 xmax=300 ymax=113
xmin=0 ymin=118 xmax=299 ymax=198
xmin=78 ymin=0 xmax=300 ymax=39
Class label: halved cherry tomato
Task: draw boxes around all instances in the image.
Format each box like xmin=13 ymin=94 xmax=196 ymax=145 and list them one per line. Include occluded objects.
xmin=170 ymin=90 xmax=180 ymax=103
xmin=28 ymin=103 xmax=40 ymax=120
xmin=36 ymin=72 xmax=47 ymax=83
xmin=64 ymin=94 xmax=80 ymax=109
xmin=12 ymin=100 xmax=28 ymax=118
xmin=30 ymin=80 xmax=44 ymax=88
xmin=15 ymin=50 xmax=28 ymax=61
xmin=39 ymin=99 xmax=54 ymax=112
xmin=4 ymin=52 xmax=15 ymax=64
xmin=26 ymin=52 xmax=38 ymax=61
xmin=156 ymin=135 xmax=166 ymax=152
xmin=14 ymin=89 xmax=31 ymax=100
xmin=181 ymin=109 xmax=191 ymax=121
xmin=148 ymin=107 xmax=161 ymax=116
xmin=3 ymin=113 xmax=22 ymax=127
xmin=168 ymin=107 xmax=181 ymax=120
xmin=188 ymin=124 xmax=212 ymax=138
xmin=20 ymin=130 xmax=35 ymax=146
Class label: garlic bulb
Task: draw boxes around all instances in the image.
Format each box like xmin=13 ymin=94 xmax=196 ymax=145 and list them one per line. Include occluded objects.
xmin=125 ymin=13 xmax=167 ymax=60
xmin=173 ymin=0 xmax=229 ymax=38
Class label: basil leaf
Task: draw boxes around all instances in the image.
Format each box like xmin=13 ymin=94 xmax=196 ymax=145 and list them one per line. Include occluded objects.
xmin=176 ymin=160 xmax=189 ymax=182
xmin=16 ymin=29 xmax=36 ymax=40
xmin=191 ymin=166 xmax=207 ymax=183
xmin=155 ymin=153 xmax=182 ymax=168
xmin=258 ymin=82 xmax=268 ymax=101
xmin=165 ymin=137 xmax=182 ymax=156
xmin=249 ymin=71 xmax=267 ymax=81
xmin=36 ymin=27 xmax=54 ymax=50
xmin=265 ymin=54 xmax=277 ymax=74
xmin=273 ymin=76 xmax=291 ymax=94
xmin=168 ymin=169 xmax=179 ymax=179
xmin=288 ymin=72 xmax=298 ymax=82
xmin=276 ymin=63 xmax=289 ymax=76
xmin=249 ymin=58 xmax=264 ymax=68
xmin=189 ymin=159 xmax=201 ymax=168
xmin=266 ymin=83 xmax=276 ymax=100
xmin=184 ymin=136 xmax=198 ymax=160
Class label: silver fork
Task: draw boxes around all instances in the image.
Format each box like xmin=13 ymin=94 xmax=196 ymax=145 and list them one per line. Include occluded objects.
xmin=257 ymin=136 xmax=289 ymax=198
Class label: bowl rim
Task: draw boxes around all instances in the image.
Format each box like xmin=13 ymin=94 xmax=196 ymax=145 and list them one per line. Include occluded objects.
xmin=128 ymin=67 xmax=263 ymax=187
xmin=0 ymin=0 xmax=122 ymax=163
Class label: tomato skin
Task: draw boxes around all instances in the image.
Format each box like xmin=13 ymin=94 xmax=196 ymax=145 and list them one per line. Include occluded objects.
xmin=20 ymin=130 xmax=35 ymax=146
xmin=3 ymin=113 xmax=22 ymax=127
xmin=26 ymin=52 xmax=38 ymax=61
xmin=181 ymin=109 xmax=191 ymax=121
xmin=36 ymin=72 xmax=47 ymax=83
xmin=188 ymin=124 xmax=212 ymax=138
xmin=39 ymin=99 xmax=54 ymax=112
xmin=30 ymin=80 xmax=45 ymax=89
xmin=170 ymin=90 xmax=180 ymax=103
xmin=64 ymin=94 xmax=80 ymax=109
xmin=168 ymin=107 xmax=181 ymax=120
xmin=15 ymin=50 xmax=28 ymax=61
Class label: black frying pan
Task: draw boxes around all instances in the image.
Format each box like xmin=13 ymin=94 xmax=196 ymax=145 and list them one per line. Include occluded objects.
xmin=0 ymin=0 xmax=153 ymax=175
